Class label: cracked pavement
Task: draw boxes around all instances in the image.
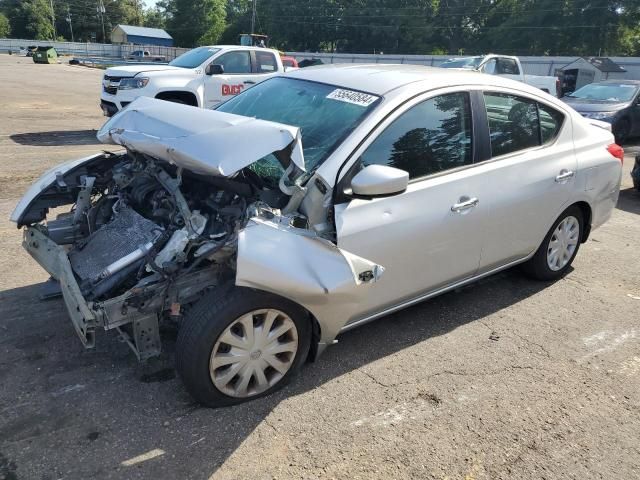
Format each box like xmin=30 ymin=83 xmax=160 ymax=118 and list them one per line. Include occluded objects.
xmin=0 ymin=55 xmax=639 ymax=480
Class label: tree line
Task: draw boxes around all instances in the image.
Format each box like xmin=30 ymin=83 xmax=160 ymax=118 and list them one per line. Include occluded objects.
xmin=1 ymin=0 xmax=639 ymax=56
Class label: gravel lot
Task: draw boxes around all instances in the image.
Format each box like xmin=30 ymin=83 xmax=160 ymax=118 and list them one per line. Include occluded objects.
xmin=0 ymin=54 xmax=639 ymax=480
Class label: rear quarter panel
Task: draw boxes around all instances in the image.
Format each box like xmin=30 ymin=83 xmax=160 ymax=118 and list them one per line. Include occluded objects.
xmin=571 ymin=116 xmax=622 ymax=230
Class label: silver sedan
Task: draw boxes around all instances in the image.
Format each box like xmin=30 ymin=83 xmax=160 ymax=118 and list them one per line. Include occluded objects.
xmin=12 ymin=65 xmax=622 ymax=406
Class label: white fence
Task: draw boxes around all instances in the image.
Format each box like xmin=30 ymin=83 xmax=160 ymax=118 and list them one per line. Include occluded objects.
xmin=0 ymin=38 xmax=189 ymax=60
xmin=2 ymin=38 xmax=640 ymax=79
xmin=285 ymin=52 xmax=640 ymax=80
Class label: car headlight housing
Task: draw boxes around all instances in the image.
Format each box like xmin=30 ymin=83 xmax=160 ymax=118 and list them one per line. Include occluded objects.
xmin=118 ymin=77 xmax=150 ymax=90
xmin=582 ymin=111 xmax=616 ymax=121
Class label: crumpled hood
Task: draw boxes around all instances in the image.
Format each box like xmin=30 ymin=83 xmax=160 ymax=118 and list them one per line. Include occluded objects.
xmin=97 ymin=97 xmax=305 ymax=176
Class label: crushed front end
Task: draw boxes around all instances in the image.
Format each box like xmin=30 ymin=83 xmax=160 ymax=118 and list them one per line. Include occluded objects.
xmin=15 ymin=151 xmax=274 ymax=360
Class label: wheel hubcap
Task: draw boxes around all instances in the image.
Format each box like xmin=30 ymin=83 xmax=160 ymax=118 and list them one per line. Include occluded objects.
xmin=547 ymin=215 xmax=579 ymax=271
xmin=209 ymin=309 xmax=298 ymax=398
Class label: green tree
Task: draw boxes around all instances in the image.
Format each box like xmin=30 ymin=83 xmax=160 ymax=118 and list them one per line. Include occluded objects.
xmin=144 ymin=5 xmax=169 ymax=29
xmin=0 ymin=12 xmax=10 ymax=37
xmin=166 ymin=0 xmax=226 ymax=47
xmin=3 ymin=0 xmax=55 ymax=40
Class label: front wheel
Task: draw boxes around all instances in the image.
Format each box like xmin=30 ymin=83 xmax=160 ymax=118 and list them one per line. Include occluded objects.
xmin=522 ymin=206 xmax=583 ymax=281
xmin=176 ymin=285 xmax=311 ymax=407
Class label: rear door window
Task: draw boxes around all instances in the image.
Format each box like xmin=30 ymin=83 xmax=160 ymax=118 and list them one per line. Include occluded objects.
xmin=483 ymin=93 xmax=564 ymax=157
xmin=255 ymin=51 xmax=277 ymax=73
xmin=497 ymin=58 xmax=520 ymax=75
xmin=538 ymin=103 xmax=564 ymax=144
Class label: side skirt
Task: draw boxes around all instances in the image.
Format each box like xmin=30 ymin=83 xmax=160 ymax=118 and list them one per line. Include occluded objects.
xmin=339 ymin=254 xmax=533 ymax=334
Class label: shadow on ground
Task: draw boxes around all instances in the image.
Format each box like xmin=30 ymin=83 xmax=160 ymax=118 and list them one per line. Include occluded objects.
xmin=10 ymin=130 xmax=100 ymax=146
xmin=0 ymin=268 xmax=553 ymax=479
xmin=616 ymin=187 xmax=640 ymax=215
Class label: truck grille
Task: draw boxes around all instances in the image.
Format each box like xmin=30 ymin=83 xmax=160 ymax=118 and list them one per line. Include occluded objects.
xmin=103 ymin=75 xmax=126 ymax=95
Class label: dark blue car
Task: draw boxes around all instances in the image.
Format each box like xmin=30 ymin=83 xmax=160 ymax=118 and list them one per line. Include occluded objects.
xmin=562 ymin=80 xmax=640 ymax=145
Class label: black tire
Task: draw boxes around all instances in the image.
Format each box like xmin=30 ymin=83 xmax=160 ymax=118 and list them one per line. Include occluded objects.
xmin=176 ymin=285 xmax=311 ymax=407
xmin=614 ymin=118 xmax=630 ymax=145
xmin=522 ymin=205 xmax=584 ymax=281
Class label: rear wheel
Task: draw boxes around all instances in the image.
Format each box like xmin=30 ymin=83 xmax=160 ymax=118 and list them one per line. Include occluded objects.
xmin=176 ymin=285 xmax=311 ymax=407
xmin=522 ymin=206 xmax=583 ymax=281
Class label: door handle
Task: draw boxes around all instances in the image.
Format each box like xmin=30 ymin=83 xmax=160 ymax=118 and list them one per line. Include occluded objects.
xmin=451 ymin=197 xmax=479 ymax=213
xmin=243 ymin=80 xmax=256 ymax=85
xmin=555 ymin=170 xmax=575 ymax=182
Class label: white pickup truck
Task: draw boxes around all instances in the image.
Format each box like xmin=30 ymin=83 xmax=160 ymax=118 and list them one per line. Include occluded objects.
xmin=440 ymin=54 xmax=560 ymax=97
xmin=100 ymin=45 xmax=286 ymax=116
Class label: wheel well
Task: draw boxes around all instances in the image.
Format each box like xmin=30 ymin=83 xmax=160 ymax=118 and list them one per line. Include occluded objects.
xmin=574 ymin=201 xmax=592 ymax=242
xmin=155 ymin=91 xmax=199 ymax=107
xmin=306 ymin=313 xmax=322 ymax=363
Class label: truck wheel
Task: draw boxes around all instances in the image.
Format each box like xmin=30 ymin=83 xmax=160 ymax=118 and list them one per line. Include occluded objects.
xmin=176 ymin=285 xmax=311 ymax=407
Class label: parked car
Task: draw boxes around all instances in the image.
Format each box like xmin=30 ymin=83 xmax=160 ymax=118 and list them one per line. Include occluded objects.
xmin=12 ymin=65 xmax=622 ymax=407
xmin=280 ymin=55 xmax=299 ymax=70
xmin=561 ymin=80 xmax=640 ymax=144
xmin=632 ymin=154 xmax=640 ymax=191
xmin=101 ymin=45 xmax=286 ymax=117
xmin=126 ymin=50 xmax=166 ymax=62
xmin=440 ymin=54 xmax=560 ymax=97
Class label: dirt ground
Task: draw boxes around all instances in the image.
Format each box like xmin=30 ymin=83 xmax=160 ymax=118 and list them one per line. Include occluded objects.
xmin=0 ymin=54 xmax=639 ymax=480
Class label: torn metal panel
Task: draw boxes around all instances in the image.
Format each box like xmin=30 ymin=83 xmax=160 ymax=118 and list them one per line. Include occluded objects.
xmin=23 ymin=227 xmax=97 ymax=347
xmin=97 ymin=96 xmax=305 ymax=176
xmin=235 ymin=218 xmax=384 ymax=347
xmin=10 ymin=153 xmax=109 ymax=225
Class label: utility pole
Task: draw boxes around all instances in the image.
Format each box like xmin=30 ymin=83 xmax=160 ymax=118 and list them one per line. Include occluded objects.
xmin=250 ymin=0 xmax=257 ymax=35
xmin=97 ymin=0 xmax=106 ymax=43
xmin=66 ymin=7 xmax=74 ymax=43
xmin=49 ymin=0 xmax=57 ymax=40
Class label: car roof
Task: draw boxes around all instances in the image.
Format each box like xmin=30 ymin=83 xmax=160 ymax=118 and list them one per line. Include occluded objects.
xmin=203 ymin=45 xmax=278 ymax=52
xmin=286 ymin=63 xmax=538 ymax=97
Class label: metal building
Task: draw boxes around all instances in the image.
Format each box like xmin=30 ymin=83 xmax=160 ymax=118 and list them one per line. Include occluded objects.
xmin=111 ymin=25 xmax=173 ymax=47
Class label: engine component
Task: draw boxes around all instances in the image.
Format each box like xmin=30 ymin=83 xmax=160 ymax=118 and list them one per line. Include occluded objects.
xmin=72 ymin=176 xmax=96 ymax=224
xmin=97 ymin=241 xmax=154 ymax=279
xmin=153 ymin=211 xmax=207 ymax=269
xmin=69 ymin=207 xmax=161 ymax=285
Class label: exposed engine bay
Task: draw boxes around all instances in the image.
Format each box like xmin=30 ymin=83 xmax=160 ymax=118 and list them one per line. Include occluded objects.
xmin=17 ymin=150 xmax=310 ymax=360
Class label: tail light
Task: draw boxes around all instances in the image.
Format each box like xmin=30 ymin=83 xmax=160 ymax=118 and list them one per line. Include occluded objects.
xmin=556 ymin=78 xmax=561 ymax=98
xmin=607 ymin=144 xmax=624 ymax=165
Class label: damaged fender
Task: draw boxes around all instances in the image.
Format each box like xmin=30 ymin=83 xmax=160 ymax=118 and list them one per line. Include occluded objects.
xmin=97 ymin=96 xmax=306 ymax=176
xmin=235 ymin=219 xmax=384 ymax=354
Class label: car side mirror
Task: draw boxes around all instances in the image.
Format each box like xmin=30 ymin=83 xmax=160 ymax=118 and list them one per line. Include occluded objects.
xmin=206 ymin=64 xmax=224 ymax=75
xmin=350 ymin=164 xmax=408 ymax=198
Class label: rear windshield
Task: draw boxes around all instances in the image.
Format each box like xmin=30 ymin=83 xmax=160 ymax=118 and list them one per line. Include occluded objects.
xmin=169 ymin=47 xmax=221 ymax=69
xmin=440 ymin=57 xmax=483 ymax=69
xmin=216 ymin=77 xmax=380 ymax=173
xmin=567 ymin=83 xmax=639 ymax=102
